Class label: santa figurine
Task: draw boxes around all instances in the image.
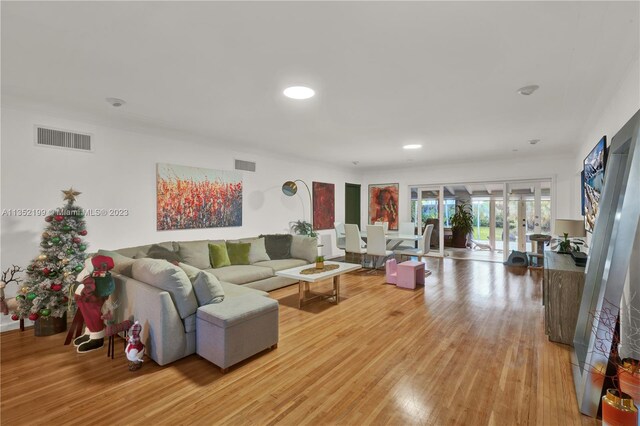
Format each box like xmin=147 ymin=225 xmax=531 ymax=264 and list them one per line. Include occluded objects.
xmin=72 ymin=255 xmax=115 ymax=353
xmin=126 ymin=321 xmax=145 ymax=371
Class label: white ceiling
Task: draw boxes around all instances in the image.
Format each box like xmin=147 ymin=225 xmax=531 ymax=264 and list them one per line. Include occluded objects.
xmin=2 ymin=2 xmax=638 ymax=169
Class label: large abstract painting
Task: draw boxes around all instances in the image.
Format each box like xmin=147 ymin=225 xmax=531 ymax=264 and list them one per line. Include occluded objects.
xmin=312 ymin=181 xmax=335 ymax=230
xmin=156 ymin=163 xmax=242 ymax=230
xmin=583 ymin=136 xmax=607 ymax=233
xmin=368 ymin=183 xmax=399 ymax=230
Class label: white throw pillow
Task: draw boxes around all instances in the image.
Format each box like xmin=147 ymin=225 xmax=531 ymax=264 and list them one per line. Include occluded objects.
xmin=132 ymin=259 xmax=198 ymax=319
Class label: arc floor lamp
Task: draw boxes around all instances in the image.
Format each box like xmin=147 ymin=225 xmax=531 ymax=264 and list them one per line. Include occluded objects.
xmin=282 ymin=180 xmax=312 ymax=227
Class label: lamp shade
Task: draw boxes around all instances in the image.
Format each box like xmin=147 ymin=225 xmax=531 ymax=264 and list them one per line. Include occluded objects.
xmin=555 ymin=219 xmax=586 ymax=237
xmin=282 ymin=181 xmax=298 ymax=196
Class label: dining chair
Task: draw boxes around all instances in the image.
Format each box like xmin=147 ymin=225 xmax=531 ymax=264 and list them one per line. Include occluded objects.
xmin=395 ymin=224 xmax=434 ymax=261
xmin=345 ymin=224 xmax=367 ymax=266
xmin=398 ymin=222 xmax=415 ymax=235
xmin=395 ymin=221 xmax=416 ymax=250
xmin=334 ymin=222 xmax=346 ymax=250
xmin=374 ymin=221 xmax=389 ymax=234
xmin=366 ymin=225 xmax=394 ymax=269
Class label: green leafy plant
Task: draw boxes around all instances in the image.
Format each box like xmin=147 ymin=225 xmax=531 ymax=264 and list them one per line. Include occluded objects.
xmin=551 ymin=233 xmax=586 ymax=253
xmin=291 ymin=220 xmax=317 ymax=238
xmin=315 ymin=255 xmax=325 ymax=262
xmin=450 ymin=203 xmax=474 ymax=236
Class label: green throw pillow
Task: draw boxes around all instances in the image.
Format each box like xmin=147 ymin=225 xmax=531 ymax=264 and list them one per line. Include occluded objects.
xmin=226 ymin=242 xmax=251 ymax=265
xmin=209 ymin=243 xmax=231 ymax=268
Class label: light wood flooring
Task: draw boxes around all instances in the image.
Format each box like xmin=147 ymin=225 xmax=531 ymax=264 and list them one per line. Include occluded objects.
xmin=0 ymin=258 xmax=596 ymax=425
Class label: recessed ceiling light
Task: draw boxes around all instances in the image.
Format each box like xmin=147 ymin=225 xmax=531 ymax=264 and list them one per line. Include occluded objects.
xmin=106 ymin=97 xmax=126 ymax=107
xmin=403 ymin=144 xmax=422 ymax=150
xmin=529 ymin=139 xmax=540 ymax=145
xmin=517 ymin=85 xmax=540 ymax=96
xmin=283 ymin=86 xmax=315 ymax=100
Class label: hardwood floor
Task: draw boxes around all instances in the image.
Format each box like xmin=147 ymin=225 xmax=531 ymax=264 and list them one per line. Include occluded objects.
xmin=0 ymin=258 xmax=596 ymax=425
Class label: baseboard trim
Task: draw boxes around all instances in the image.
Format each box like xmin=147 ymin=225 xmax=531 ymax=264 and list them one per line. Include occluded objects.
xmin=0 ymin=319 xmax=33 ymax=333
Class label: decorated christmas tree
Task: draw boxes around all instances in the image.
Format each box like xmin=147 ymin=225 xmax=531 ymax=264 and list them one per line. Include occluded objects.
xmin=14 ymin=188 xmax=88 ymax=322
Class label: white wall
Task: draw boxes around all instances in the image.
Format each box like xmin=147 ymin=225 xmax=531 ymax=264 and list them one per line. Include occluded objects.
xmin=576 ymin=57 xmax=640 ymax=174
xmin=571 ymin=57 xmax=639 ymax=246
xmin=570 ymin=57 xmax=639 ymax=350
xmin=1 ymin=105 xmax=358 ymax=330
xmin=359 ymin=155 xmax=576 ymax=226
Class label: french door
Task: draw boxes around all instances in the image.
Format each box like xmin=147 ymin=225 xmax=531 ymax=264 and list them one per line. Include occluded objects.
xmin=411 ymin=186 xmax=445 ymax=256
xmin=409 ymin=179 xmax=553 ymax=261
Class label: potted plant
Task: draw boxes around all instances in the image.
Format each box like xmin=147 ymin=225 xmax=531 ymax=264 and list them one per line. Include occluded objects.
xmin=450 ymin=203 xmax=474 ymax=248
xmin=550 ymin=233 xmax=587 ymax=254
xmin=290 ymin=220 xmax=317 ymax=238
xmin=315 ymin=255 xmax=325 ymax=270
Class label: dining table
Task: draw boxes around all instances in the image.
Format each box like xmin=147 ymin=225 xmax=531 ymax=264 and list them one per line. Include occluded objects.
xmin=359 ymin=230 xmax=421 ymax=250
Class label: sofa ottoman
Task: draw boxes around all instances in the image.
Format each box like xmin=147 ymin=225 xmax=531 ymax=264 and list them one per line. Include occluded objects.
xmin=196 ymin=294 xmax=278 ymax=373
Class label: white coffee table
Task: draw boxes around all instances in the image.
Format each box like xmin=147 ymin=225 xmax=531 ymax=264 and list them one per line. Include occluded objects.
xmin=276 ymin=261 xmax=362 ymax=308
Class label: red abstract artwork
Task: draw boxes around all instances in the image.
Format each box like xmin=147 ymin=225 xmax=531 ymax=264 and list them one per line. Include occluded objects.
xmin=156 ymin=163 xmax=242 ymax=230
xmin=312 ymin=182 xmax=335 ymax=231
xmin=368 ymin=183 xmax=399 ymax=230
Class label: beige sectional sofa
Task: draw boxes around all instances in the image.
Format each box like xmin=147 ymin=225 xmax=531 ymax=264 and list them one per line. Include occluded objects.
xmin=103 ymin=235 xmax=317 ymax=366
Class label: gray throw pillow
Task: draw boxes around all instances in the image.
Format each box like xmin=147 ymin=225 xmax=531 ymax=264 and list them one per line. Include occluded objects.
xmin=147 ymin=244 xmax=182 ymax=263
xmin=132 ymin=259 xmax=198 ymax=319
xmin=240 ymin=237 xmax=271 ymax=264
xmin=259 ymin=234 xmax=292 ymax=260
xmin=97 ymin=250 xmax=135 ymax=277
xmin=193 ymin=271 xmax=225 ymax=305
xmin=133 ymin=250 xmax=147 ymax=259
xmin=177 ymin=262 xmax=224 ymax=306
xmin=178 ymin=240 xmax=211 ymax=269
xmin=177 ymin=262 xmax=201 ymax=282
xmin=290 ymin=235 xmax=318 ymax=263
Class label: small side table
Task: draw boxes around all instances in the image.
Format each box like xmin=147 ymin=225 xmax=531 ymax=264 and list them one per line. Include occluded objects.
xmin=397 ymin=261 xmax=425 ymax=290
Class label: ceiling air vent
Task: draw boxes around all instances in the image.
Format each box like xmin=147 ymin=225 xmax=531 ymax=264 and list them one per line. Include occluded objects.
xmin=35 ymin=126 xmax=92 ymax=152
xmin=235 ymin=159 xmax=256 ymax=172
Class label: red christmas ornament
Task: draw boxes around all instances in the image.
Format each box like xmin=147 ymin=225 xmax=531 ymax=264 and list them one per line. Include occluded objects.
xmin=79 ymin=230 xmax=88 ymax=236
xmin=62 ymin=296 xmax=69 ymax=303
xmin=42 ymin=267 xmax=51 ymax=276
xmin=11 ymin=314 xmax=19 ymax=321
xmin=72 ymin=237 xmax=82 ymax=244
xmin=44 ymin=215 xmax=53 ymax=223
xmin=51 ymin=283 xmax=62 ymax=291
xmin=54 ymin=215 xmax=64 ymax=222
xmin=28 ymin=313 xmax=39 ymax=321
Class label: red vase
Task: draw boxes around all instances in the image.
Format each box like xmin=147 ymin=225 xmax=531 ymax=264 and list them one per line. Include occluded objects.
xmin=619 ymin=361 xmax=640 ymax=407
xmin=602 ymin=389 xmax=638 ymax=426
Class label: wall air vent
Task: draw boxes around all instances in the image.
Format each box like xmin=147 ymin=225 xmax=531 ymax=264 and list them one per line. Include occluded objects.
xmin=235 ymin=159 xmax=256 ymax=172
xmin=35 ymin=126 xmax=92 ymax=152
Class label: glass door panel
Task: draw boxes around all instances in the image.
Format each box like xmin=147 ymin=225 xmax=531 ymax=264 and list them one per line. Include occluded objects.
xmin=495 ymin=199 xmax=504 ymax=251
xmin=507 ymin=199 xmax=519 ymax=252
xmin=471 ymin=198 xmax=490 ymax=243
xmin=540 ymin=198 xmax=551 ymax=233
xmin=420 ymin=188 xmax=441 ymax=253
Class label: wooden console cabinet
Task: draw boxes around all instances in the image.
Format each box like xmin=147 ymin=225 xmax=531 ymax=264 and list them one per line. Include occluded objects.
xmin=543 ymin=251 xmax=586 ymax=345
